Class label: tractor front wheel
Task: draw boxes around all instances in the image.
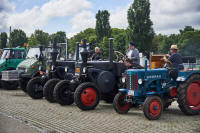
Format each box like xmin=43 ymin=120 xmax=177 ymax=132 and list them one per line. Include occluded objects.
xmin=113 ymin=92 xmax=130 ymax=114
xmin=177 ymin=74 xmax=200 ymax=115
xmin=27 ymin=77 xmax=44 ymax=99
xmin=43 ymin=78 xmax=60 ymax=103
xmin=74 ymin=82 xmax=100 ymax=110
xmin=143 ymin=96 xmax=163 ymax=120
xmin=53 ymin=80 xmax=74 ymax=105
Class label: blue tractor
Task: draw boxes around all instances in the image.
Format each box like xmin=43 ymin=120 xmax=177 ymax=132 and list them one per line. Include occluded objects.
xmin=113 ymin=61 xmax=200 ymax=120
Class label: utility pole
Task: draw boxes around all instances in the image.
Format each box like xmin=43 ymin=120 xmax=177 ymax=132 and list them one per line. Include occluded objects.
xmin=9 ymin=26 xmax=12 ymax=48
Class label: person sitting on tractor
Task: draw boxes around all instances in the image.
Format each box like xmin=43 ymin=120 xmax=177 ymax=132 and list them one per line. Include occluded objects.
xmin=126 ymin=42 xmax=140 ymax=67
xmin=124 ymin=58 xmax=143 ymax=69
xmin=163 ymin=45 xmax=184 ymax=70
xmin=92 ymin=47 xmax=103 ymax=61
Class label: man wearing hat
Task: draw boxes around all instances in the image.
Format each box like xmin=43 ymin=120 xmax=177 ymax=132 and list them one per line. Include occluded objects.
xmin=163 ymin=45 xmax=184 ymax=70
xmin=126 ymin=42 xmax=140 ymax=66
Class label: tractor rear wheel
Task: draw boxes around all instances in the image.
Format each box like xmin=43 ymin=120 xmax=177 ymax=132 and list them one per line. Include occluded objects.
xmin=74 ymin=82 xmax=100 ymax=110
xmin=113 ymin=92 xmax=130 ymax=114
xmin=1 ymin=81 xmax=18 ymax=90
xmin=53 ymin=80 xmax=74 ymax=105
xmin=177 ymin=74 xmax=200 ymax=115
xmin=43 ymin=78 xmax=60 ymax=103
xmin=143 ymin=96 xmax=163 ymax=120
xmin=27 ymin=77 xmax=43 ymax=99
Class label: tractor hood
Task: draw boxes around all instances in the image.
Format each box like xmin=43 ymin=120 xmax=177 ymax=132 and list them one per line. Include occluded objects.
xmin=17 ymin=58 xmax=38 ymax=69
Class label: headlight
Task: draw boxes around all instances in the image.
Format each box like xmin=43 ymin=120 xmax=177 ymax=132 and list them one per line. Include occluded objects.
xmin=51 ymin=65 xmax=55 ymax=70
xmin=46 ymin=70 xmax=49 ymax=74
xmin=82 ymin=67 xmax=87 ymax=73
xmin=16 ymin=67 xmax=19 ymax=71
xmin=25 ymin=68 xmax=28 ymax=73
xmin=121 ymin=77 xmax=126 ymax=83
xmin=39 ymin=66 xmax=42 ymax=71
xmin=138 ymin=79 xmax=143 ymax=85
xmin=65 ymin=67 xmax=68 ymax=72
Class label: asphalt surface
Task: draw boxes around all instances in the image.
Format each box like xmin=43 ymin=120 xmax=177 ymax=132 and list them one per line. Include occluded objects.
xmin=0 ymin=89 xmax=200 ymax=133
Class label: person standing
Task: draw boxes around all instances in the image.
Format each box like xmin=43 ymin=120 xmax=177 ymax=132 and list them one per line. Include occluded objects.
xmin=126 ymin=42 xmax=140 ymax=66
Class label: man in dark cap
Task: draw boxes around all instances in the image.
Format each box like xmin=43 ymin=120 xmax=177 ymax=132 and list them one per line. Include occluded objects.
xmin=125 ymin=42 xmax=140 ymax=66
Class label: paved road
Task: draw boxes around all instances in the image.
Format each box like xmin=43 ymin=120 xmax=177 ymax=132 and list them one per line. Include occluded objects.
xmin=0 ymin=114 xmax=39 ymax=133
xmin=0 ymin=90 xmax=200 ymax=133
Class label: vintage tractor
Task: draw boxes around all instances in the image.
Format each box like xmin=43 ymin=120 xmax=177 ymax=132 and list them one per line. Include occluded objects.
xmin=26 ymin=39 xmax=72 ymax=99
xmin=113 ymin=61 xmax=200 ymax=120
xmin=1 ymin=47 xmax=26 ymax=90
xmin=53 ymin=38 xmax=128 ymax=110
xmin=16 ymin=45 xmax=51 ymax=92
xmin=43 ymin=41 xmax=95 ymax=103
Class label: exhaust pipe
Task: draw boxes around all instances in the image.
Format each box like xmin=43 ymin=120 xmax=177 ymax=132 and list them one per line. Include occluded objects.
xmin=109 ymin=38 xmax=114 ymax=68
xmin=51 ymin=38 xmax=58 ymax=67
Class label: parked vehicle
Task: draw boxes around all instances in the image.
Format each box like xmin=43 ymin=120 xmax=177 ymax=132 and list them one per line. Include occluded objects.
xmin=1 ymin=47 xmax=26 ymax=89
xmin=53 ymin=39 xmax=131 ymax=110
xmin=113 ymin=61 xmax=200 ymax=120
xmin=16 ymin=45 xmax=51 ymax=92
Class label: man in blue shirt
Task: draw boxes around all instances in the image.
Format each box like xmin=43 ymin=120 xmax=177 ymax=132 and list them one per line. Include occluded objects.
xmin=163 ymin=45 xmax=184 ymax=70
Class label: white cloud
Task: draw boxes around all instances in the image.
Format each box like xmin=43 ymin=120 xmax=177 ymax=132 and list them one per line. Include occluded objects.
xmin=5 ymin=0 xmax=92 ymax=35
xmin=69 ymin=10 xmax=95 ymax=33
xmin=150 ymin=0 xmax=200 ymax=34
xmin=110 ymin=5 xmax=129 ymax=29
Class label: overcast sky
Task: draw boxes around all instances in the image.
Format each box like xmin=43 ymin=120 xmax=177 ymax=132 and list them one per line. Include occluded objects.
xmin=0 ymin=0 xmax=200 ymax=37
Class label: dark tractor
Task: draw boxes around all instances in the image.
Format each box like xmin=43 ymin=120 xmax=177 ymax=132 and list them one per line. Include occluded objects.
xmin=43 ymin=41 xmax=94 ymax=103
xmin=53 ymin=38 xmax=128 ymax=110
xmin=27 ymin=39 xmax=92 ymax=100
xmin=26 ymin=39 xmax=73 ymax=99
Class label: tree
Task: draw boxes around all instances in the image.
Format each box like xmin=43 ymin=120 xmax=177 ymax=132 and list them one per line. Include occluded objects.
xmin=178 ymin=31 xmax=200 ymax=58
xmin=68 ymin=28 xmax=96 ymax=54
xmin=180 ymin=26 xmax=195 ymax=34
xmin=0 ymin=32 xmax=8 ymax=49
xmin=95 ymin=10 xmax=111 ymax=41
xmin=33 ymin=30 xmax=50 ymax=46
xmin=9 ymin=29 xmax=27 ymax=47
xmin=127 ymin=0 xmax=154 ymax=56
xmin=28 ymin=35 xmax=40 ymax=47
xmin=50 ymin=31 xmax=66 ymax=43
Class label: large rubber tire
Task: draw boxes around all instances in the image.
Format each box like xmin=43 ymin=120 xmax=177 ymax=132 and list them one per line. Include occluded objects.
xmin=53 ymin=80 xmax=74 ymax=105
xmin=177 ymin=74 xmax=200 ymax=115
xmin=143 ymin=96 xmax=163 ymax=120
xmin=19 ymin=79 xmax=28 ymax=92
xmin=27 ymin=77 xmax=43 ymax=99
xmin=1 ymin=81 xmax=18 ymax=90
xmin=43 ymin=78 xmax=60 ymax=103
xmin=113 ymin=92 xmax=130 ymax=114
xmin=74 ymin=82 xmax=100 ymax=110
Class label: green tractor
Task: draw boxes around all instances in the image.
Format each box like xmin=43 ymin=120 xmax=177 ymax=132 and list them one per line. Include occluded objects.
xmin=1 ymin=47 xmax=26 ymax=89
xmin=17 ymin=46 xmax=52 ymax=92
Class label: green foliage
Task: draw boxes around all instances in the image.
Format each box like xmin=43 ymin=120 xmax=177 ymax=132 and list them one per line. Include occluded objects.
xmin=95 ymin=10 xmax=111 ymax=41
xmin=28 ymin=30 xmax=50 ymax=47
xmin=68 ymin=28 xmax=96 ymax=54
xmin=50 ymin=31 xmax=66 ymax=43
xmin=178 ymin=31 xmax=200 ymax=58
xmin=0 ymin=32 xmax=8 ymax=49
xmin=127 ymin=0 xmax=154 ymax=56
xmin=9 ymin=29 xmax=27 ymax=48
xmin=28 ymin=35 xmax=40 ymax=47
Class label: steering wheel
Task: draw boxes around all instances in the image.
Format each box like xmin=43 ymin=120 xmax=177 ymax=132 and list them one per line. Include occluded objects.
xmin=114 ymin=51 xmax=126 ymax=62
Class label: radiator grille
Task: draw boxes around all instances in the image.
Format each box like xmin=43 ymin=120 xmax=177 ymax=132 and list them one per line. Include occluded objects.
xmin=126 ymin=74 xmax=137 ymax=90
